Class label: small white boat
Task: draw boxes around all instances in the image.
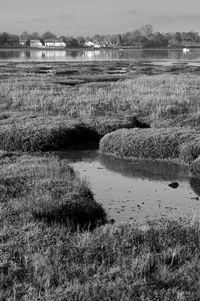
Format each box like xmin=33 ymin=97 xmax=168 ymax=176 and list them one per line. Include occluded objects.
xmin=183 ymin=47 xmax=190 ymax=53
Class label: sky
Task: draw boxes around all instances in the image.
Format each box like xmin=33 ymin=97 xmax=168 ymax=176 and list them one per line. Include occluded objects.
xmin=1 ymin=0 xmax=200 ymax=36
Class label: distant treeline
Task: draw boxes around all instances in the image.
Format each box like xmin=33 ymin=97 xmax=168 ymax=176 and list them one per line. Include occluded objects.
xmin=1 ymin=25 xmax=200 ymax=48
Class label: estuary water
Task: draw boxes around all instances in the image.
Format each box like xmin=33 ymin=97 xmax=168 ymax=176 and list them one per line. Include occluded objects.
xmin=54 ymin=150 xmax=200 ymax=223
xmin=1 ymin=48 xmax=200 ymax=62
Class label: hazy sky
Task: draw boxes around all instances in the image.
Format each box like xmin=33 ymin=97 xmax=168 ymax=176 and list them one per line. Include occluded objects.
xmin=1 ymin=0 xmax=200 ymax=36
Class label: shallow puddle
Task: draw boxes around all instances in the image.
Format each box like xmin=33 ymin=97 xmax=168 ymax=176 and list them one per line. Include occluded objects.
xmin=53 ymin=150 xmax=200 ymax=222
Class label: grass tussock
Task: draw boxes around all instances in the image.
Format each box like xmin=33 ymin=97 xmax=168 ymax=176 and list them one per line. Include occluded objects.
xmin=100 ymin=127 xmax=200 ymax=163
xmin=0 ymin=152 xmax=106 ymax=228
xmin=1 ymin=217 xmax=200 ymax=300
xmin=0 ymin=120 xmax=100 ymax=152
xmin=0 ymin=113 xmax=147 ymax=152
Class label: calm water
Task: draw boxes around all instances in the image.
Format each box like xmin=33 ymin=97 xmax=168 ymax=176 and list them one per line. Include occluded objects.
xmin=1 ymin=48 xmax=200 ymax=62
xmin=54 ymin=150 xmax=200 ymax=223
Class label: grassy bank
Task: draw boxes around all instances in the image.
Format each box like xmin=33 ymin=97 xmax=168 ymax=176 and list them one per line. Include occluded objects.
xmin=191 ymin=156 xmax=200 ymax=177
xmin=0 ymin=152 xmax=106 ymax=229
xmin=0 ymin=114 xmax=144 ymax=152
xmin=99 ymin=127 xmax=200 ymax=164
xmin=2 ymin=203 xmax=200 ymax=300
xmin=1 ymin=61 xmax=200 ymax=152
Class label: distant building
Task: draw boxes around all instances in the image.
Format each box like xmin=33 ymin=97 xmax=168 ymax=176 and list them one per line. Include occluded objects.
xmin=19 ymin=40 xmax=27 ymax=47
xmin=30 ymin=40 xmax=43 ymax=48
xmin=84 ymin=41 xmax=95 ymax=47
xmin=44 ymin=40 xmax=66 ymax=47
xmin=93 ymin=40 xmax=101 ymax=48
xmin=84 ymin=40 xmax=114 ymax=48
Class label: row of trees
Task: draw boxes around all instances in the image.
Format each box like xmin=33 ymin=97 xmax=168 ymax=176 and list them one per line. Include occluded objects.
xmin=93 ymin=25 xmax=200 ymax=47
xmin=1 ymin=26 xmax=200 ymax=48
xmin=0 ymin=31 xmax=82 ymax=47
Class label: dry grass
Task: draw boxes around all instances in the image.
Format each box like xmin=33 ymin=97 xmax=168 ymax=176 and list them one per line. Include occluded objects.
xmin=0 ymin=62 xmax=200 ymax=127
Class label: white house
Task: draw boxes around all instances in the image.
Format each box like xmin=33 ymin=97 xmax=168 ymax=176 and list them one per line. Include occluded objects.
xmin=44 ymin=40 xmax=66 ymax=48
xmin=84 ymin=41 xmax=95 ymax=47
xmin=93 ymin=41 xmax=101 ymax=48
xmin=30 ymin=40 xmax=43 ymax=48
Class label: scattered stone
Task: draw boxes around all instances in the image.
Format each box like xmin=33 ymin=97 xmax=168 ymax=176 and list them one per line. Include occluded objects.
xmin=168 ymin=182 xmax=179 ymax=189
xmin=109 ymin=219 xmax=115 ymax=224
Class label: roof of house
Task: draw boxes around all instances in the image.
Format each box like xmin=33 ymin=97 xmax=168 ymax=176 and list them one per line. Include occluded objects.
xmin=45 ymin=40 xmax=65 ymax=43
xmin=30 ymin=40 xmax=42 ymax=43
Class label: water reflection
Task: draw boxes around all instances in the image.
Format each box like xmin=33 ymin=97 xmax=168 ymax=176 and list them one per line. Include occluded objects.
xmin=1 ymin=48 xmax=200 ymax=62
xmin=53 ymin=149 xmax=200 ymax=222
xmin=0 ymin=51 xmax=20 ymax=59
xmin=70 ymin=51 xmax=80 ymax=58
xmin=99 ymin=154 xmax=189 ymax=181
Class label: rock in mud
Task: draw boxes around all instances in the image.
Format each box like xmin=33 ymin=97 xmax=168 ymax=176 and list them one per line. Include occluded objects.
xmin=168 ymin=182 xmax=179 ymax=189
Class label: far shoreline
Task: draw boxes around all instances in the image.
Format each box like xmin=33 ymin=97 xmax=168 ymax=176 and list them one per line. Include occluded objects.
xmin=1 ymin=46 xmax=200 ymax=52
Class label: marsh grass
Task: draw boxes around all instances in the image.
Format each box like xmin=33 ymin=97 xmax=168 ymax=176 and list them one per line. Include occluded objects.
xmin=2 ymin=213 xmax=200 ymax=300
xmin=3 ymin=62 xmax=200 ymax=153
xmin=100 ymin=127 xmax=200 ymax=163
xmin=0 ymin=62 xmax=200 ymax=126
xmin=0 ymin=121 xmax=101 ymax=151
xmin=1 ymin=62 xmax=200 ymax=300
xmin=0 ymin=153 xmax=106 ymax=228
